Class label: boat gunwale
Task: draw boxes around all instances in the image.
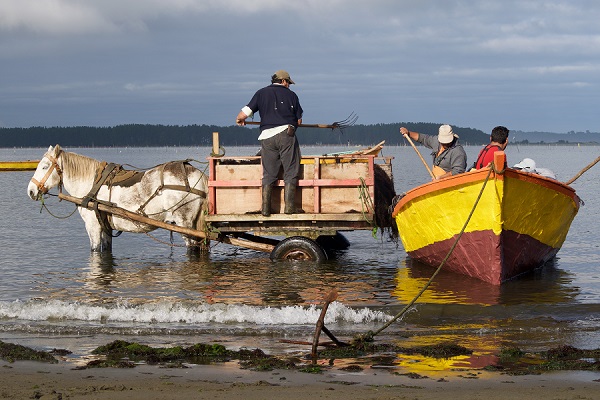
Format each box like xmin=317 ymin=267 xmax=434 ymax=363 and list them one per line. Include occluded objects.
xmin=392 ymin=166 xmax=579 ymax=218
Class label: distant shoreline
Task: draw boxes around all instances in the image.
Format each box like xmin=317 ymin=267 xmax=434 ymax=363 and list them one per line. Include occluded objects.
xmin=1 ymin=142 xmax=599 ymax=151
xmin=1 ymin=123 xmax=597 ymax=148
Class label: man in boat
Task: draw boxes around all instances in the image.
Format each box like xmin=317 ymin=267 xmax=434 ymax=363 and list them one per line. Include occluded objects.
xmin=236 ymin=70 xmax=304 ymax=216
xmin=472 ymin=125 xmax=509 ymax=170
xmin=400 ymin=124 xmax=467 ymax=179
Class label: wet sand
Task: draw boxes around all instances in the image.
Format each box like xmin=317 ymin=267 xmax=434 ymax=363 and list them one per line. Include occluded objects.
xmin=1 ymin=360 xmax=598 ymax=400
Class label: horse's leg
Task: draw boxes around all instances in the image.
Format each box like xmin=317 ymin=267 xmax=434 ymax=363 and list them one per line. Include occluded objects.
xmin=79 ymin=208 xmax=110 ymax=252
xmin=171 ymin=203 xmax=209 ymax=254
xmin=182 ymin=235 xmax=210 ymax=255
xmin=100 ymin=231 xmax=113 ymax=253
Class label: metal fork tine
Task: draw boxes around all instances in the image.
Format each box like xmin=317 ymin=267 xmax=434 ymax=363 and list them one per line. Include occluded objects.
xmin=332 ymin=112 xmax=358 ymax=130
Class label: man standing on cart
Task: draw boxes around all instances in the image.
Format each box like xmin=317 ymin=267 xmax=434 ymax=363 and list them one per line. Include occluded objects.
xmin=236 ymin=70 xmax=304 ymax=216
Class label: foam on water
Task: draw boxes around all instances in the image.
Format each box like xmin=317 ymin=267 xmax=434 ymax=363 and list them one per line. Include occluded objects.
xmin=0 ymin=299 xmax=392 ymax=325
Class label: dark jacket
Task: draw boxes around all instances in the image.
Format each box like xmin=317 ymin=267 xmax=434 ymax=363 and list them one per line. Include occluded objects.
xmin=246 ymin=84 xmax=303 ymax=130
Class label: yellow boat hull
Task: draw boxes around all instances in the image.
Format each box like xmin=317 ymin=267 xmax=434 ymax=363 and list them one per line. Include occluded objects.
xmin=392 ymin=152 xmax=580 ymax=285
xmin=0 ymin=160 xmax=39 ymax=171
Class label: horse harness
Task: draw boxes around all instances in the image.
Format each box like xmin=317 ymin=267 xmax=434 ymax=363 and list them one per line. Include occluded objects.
xmin=82 ymin=160 xmax=206 ymax=237
xmin=30 ymin=150 xmax=63 ymax=195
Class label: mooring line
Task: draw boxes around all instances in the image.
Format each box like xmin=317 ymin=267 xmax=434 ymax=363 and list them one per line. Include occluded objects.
xmin=356 ymin=165 xmax=497 ymax=343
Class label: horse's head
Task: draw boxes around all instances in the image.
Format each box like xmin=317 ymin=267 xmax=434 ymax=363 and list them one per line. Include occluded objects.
xmin=27 ymin=144 xmax=63 ymax=201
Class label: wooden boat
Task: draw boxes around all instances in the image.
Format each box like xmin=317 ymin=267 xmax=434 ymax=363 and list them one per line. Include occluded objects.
xmin=0 ymin=160 xmax=39 ymax=171
xmin=391 ymin=151 xmax=581 ymax=285
xmin=319 ymin=141 xmax=386 ymax=158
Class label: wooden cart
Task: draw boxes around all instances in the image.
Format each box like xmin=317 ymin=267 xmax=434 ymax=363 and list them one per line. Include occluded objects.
xmin=204 ymin=142 xmax=393 ymax=261
xmin=57 ymin=136 xmax=393 ymax=262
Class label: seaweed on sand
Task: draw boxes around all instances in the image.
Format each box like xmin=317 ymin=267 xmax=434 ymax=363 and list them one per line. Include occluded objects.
xmin=0 ymin=340 xmax=58 ymax=364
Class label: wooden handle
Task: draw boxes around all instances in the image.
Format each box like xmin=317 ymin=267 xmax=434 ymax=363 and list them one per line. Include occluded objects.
xmin=243 ymin=121 xmax=335 ymax=129
xmin=564 ymin=155 xmax=600 ymax=185
xmin=58 ymin=193 xmax=212 ymax=239
xmin=403 ymin=134 xmax=435 ymax=179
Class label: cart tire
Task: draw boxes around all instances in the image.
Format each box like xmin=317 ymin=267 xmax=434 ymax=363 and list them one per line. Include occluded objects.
xmin=270 ymin=236 xmax=328 ymax=262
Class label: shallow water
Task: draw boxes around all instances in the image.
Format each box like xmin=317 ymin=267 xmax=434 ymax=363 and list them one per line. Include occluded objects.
xmin=1 ymin=144 xmax=599 ymax=368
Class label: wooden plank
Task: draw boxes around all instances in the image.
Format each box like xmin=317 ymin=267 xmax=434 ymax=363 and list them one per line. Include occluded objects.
xmin=208 ymin=178 xmax=372 ymax=188
xmin=222 ymin=236 xmax=274 ymax=253
xmin=204 ymin=213 xmax=373 ymax=222
xmin=58 ymin=193 xmax=215 ymax=240
xmin=207 ymin=154 xmax=380 ymax=216
xmin=215 ymin=164 xmax=262 ymax=181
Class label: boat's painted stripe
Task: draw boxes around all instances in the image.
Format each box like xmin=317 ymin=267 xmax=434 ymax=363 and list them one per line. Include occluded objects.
xmin=407 ymin=229 xmax=556 ymax=285
xmin=408 ymin=229 xmax=503 ymax=284
xmin=395 ymin=177 xmax=504 ymax=252
xmin=395 ymin=170 xmax=579 ymax=252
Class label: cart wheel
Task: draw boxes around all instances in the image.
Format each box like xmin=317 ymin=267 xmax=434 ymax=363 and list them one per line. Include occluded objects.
xmin=270 ymin=236 xmax=328 ymax=262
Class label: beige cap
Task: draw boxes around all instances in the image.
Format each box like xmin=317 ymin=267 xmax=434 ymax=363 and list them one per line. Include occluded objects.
xmin=273 ymin=70 xmax=295 ymax=84
xmin=438 ymin=124 xmax=458 ymax=144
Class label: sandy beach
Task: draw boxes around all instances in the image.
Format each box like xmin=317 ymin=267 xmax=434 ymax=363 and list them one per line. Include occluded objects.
xmin=1 ymin=359 xmax=598 ymax=400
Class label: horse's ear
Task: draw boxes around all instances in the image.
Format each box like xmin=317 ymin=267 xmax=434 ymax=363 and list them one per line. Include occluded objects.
xmin=48 ymin=145 xmax=53 ymax=152
xmin=54 ymin=144 xmax=62 ymax=154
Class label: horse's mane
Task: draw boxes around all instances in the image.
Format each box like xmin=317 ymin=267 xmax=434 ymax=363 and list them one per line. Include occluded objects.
xmin=56 ymin=145 xmax=102 ymax=181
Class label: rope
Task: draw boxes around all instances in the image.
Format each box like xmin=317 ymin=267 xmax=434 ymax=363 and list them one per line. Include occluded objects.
xmin=356 ymin=165 xmax=496 ymax=343
xmin=38 ymin=194 xmax=78 ymax=219
xmin=358 ymin=177 xmax=378 ymax=237
xmin=210 ymin=146 xmax=226 ymax=158
xmin=144 ymin=231 xmax=188 ymax=248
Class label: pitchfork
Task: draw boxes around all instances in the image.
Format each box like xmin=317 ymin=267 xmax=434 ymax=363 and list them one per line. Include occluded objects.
xmin=243 ymin=112 xmax=358 ymax=134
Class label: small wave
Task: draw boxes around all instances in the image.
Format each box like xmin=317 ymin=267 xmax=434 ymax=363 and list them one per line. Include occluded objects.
xmin=0 ymin=299 xmax=391 ymax=326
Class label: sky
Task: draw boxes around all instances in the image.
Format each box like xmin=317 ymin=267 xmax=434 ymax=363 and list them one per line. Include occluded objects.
xmin=1 ymin=0 xmax=599 ymax=133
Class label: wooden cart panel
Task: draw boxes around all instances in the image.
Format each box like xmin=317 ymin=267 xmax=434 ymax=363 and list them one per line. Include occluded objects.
xmin=208 ymin=156 xmax=376 ymax=215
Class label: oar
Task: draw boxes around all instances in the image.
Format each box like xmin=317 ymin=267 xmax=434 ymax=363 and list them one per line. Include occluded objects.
xmin=402 ymin=132 xmax=435 ymax=179
xmin=242 ymin=112 xmax=358 ymax=132
xmin=564 ymin=155 xmax=600 ymax=185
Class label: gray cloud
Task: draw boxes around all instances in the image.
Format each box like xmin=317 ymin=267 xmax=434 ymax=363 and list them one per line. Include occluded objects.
xmin=1 ymin=0 xmax=599 ymax=132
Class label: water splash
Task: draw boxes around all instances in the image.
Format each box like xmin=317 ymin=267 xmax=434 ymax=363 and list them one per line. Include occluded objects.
xmin=0 ymin=299 xmax=391 ymax=326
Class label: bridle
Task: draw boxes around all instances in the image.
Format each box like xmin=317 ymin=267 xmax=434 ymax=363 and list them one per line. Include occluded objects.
xmin=30 ymin=149 xmax=63 ymax=195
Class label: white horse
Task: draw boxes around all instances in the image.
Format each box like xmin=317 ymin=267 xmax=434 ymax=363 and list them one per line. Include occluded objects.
xmin=27 ymin=145 xmax=209 ymax=253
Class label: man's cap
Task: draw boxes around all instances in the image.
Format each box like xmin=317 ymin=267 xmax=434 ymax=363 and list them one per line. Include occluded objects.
xmin=273 ymin=70 xmax=295 ymax=84
xmin=438 ymin=124 xmax=458 ymax=144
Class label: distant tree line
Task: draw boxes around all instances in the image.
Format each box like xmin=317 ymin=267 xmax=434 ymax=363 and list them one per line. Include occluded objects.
xmin=0 ymin=123 xmax=492 ymax=148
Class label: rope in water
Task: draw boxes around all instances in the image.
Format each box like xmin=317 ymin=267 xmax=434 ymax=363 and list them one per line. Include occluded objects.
xmin=355 ymin=164 xmax=497 ymax=343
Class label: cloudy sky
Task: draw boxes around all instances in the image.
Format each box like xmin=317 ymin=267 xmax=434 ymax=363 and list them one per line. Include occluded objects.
xmin=1 ymin=0 xmax=599 ymax=133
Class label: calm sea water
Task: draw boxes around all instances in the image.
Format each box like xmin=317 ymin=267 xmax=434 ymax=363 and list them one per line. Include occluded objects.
xmin=1 ymin=144 xmax=599 ymax=367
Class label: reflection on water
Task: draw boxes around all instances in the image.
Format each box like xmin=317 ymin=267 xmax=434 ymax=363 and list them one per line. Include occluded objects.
xmin=77 ymin=252 xmax=398 ymax=307
xmin=85 ymin=253 xmax=117 ymax=288
xmin=2 ymin=145 xmax=600 ymax=373
xmin=394 ymin=352 xmax=499 ymax=374
xmin=393 ymin=257 xmax=579 ymax=306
